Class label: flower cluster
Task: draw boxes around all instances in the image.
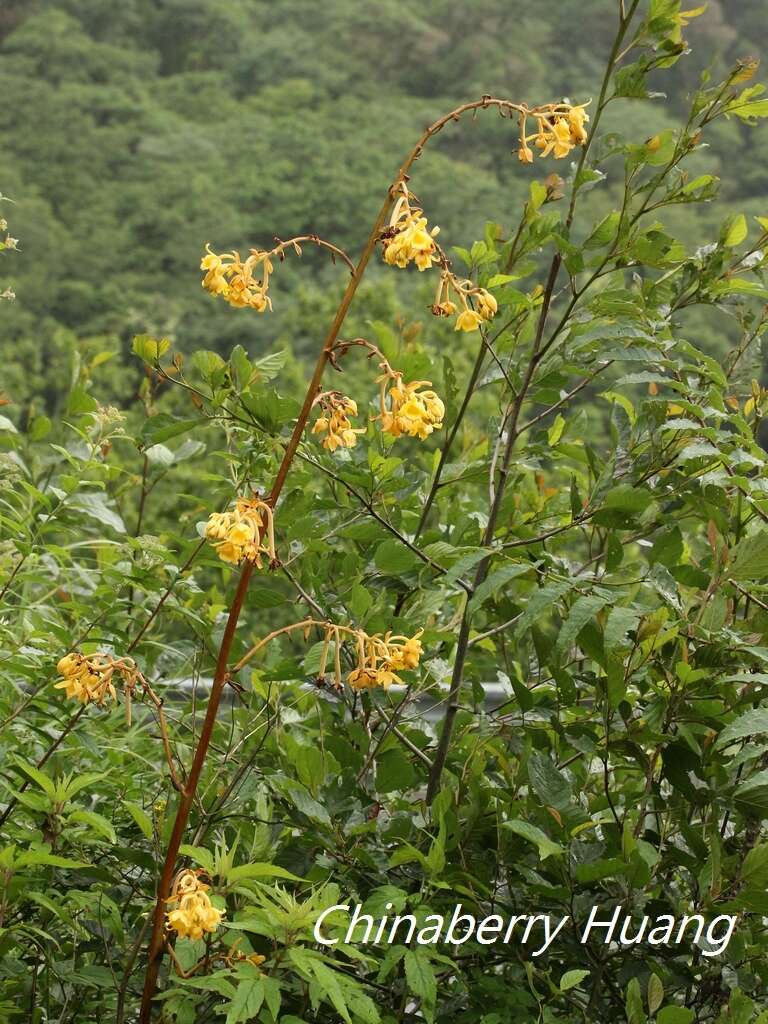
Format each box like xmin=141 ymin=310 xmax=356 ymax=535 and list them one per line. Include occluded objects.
xmin=381 ymin=187 xmax=440 ymax=272
xmin=347 ymin=630 xmax=424 ymax=691
xmin=431 ymin=271 xmax=498 ymax=332
xmin=379 ymin=372 xmax=445 ymax=440
xmin=166 ymin=870 xmax=224 ymax=941
xmin=309 ymin=621 xmax=424 ymax=691
xmin=518 ymin=104 xmax=589 ymax=164
xmin=200 ymin=244 xmax=274 ymax=311
xmin=204 ymin=496 xmax=277 ymax=567
xmin=311 ymin=393 xmax=365 ymax=451
xmin=54 ymin=652 xmax=138 ymax=706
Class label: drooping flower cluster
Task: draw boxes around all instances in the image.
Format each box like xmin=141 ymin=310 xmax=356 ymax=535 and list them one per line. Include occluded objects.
xmin=431 ymin=271 xmax=498 ymax=333
xmin=309 ymin=621 xmax=424 ymax=691
xmin=311 ymin=393 xmax=365 ymax=451
xmin=165 ymin=870 xmax=224 ymax=941
xmin=204 ymin=496 xmax=277 ymax=567
xmin=378 ymin=372 xmax=445 ymax=440
xmin=517 ymin=104 xmax=589 ymax=164
xmin=54 ymin=652 xmax=138 ymax=706
xmin=200 ymin=244 xmax=274 ymax=311
xmin=347 ymin=630 xmax=424 ymax=691
xmin=381 ymin=186 xmax=440 ymax=272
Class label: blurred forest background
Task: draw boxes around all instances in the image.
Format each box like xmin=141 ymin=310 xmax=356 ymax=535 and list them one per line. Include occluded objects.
xmin=0 ymin=0 xmax=765 ymax=415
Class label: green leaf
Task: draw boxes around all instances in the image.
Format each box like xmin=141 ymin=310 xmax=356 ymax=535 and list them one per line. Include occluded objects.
xmin=504 ymin=820 xmax=563 ymax=860
xmin=657 ymin=1009 xmax=694 ymax=1024
xmin=560 ymin=969 xmax=590 ymax=991
xmin=132 ymin=334 xmax=170 ymax=362
xmin=556 ymin=594 xmax=610 ymax=658
xmin=192 ymin=350 xmax=226 ymax=377
xmin=467 ymin=563 xmax=532 ymax=613
xmin=16 ymin=851 xmax=89 ymax=870
xmin=722 ymin=213 xmax=748 ymax=247
xmin=374 ymin=540 xmax=420 ymax=575
xmin=15 ymin=762 xmax=56 ymax=800
xmin=124 ymin=802 xmax=153 ymax=840
xmin=584 ymin=211 xmax=620 ymax=249
xmin=225 ymin=977 xmax=264 ymax=1024
xmin=68 ymin=810 xmax=116 ymax=844
xmin=404 ymin=950 xmax=436 ymax=1021
xmin=716 ymin=709 xmax=768 ymax=749
xmin=141 ymin=414 xmax=200 ymax=447
xmin=226 ymin=862 xmax=303 ymax=884
xmin=729 ymin=533 xmax=768 ymax=581
xmin=625 ymin=977 xmax=646 ymax=1024
xmin=604 ymin=606 xmax=640 ymax=654
xmin=527 ymin=752 xmax=572 ymax=812
xmin=647 ymin=973 xmax=664 ymax=1015
xmin=575 ymin=858 xmax=628 ymax=884
xmin=547 ymin=414 xmax=566 ymax=446
xmin=69 ymin=492 xmax=126 ymax=533
xmin=308 ymin=960 xmax=351 ymax=1024
xmin=376 ymin=749 xmax=418 ymax=793
xmin=178 ymin=845 xmax=215 ymax=872
xmin=275 ymin=779 xmax=332 ymax=826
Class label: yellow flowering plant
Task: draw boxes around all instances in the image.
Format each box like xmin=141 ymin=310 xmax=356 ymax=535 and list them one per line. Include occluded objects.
xmin=203 ymin=495 xmax=277 ymax=567
xmin=380 ymin=184 xmax=441 ymax=271
xmin=310 ymin=392 xmax=365 ymax=451
xmin=165 ymin=869 xmax=224 ymax=942
xmin=11 ymin=11 xmax=768 ymax=1020
xmin=230 ymin=617 xmax=424 ymax=693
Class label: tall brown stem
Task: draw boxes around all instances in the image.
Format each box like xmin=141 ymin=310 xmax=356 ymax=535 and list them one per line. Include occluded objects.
xmin=139 ymin=93 xmax=568 ymax=1019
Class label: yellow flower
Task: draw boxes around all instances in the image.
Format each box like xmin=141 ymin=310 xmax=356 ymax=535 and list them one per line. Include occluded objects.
xmin=388 ymin=632 xmax=423 ymax=670
xmin=166 ymin=871 xmax=224 ymax=941
xmin=518 ymin=139 xmax=534 ymax=164
xmin=54 ymin=652 xmax=119 ymax=705
xmin=200 ymin=247 xmax=230 ymax=296
xmin=200 ymin=244 xmax=273 ymax=312
xmin=567 ymin=105 xmax=590 ymax=146
xmin=312 ymin=394 xmax=365 ymax=453
xmin=475 ymin=288 xmax=498 ymax=321
xmin=347 ymin=666 xmax=380 ymax=691
xmin=455 ymin=308 xmax=484 ymax=332
xmin=535 ymin=117 xmax=574 ymax=159
xmin=382 ymin=189 xmax=440 ymax=272
xmin=379 ymin=377 xmax=445 ymax=440
xmin=430 ymin=299 xmax=457 ymax=317
xmin=347 ymin=629 xmax=424 ymax=690
xmin=204 ymin=497 xmax=276 ymax=567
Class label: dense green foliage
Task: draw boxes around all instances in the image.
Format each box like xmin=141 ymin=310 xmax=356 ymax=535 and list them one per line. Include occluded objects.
xmin=5 ymin=2 xmax=768 ymax=1023
xmin=0 ymin=0 xmax=767 ymax=411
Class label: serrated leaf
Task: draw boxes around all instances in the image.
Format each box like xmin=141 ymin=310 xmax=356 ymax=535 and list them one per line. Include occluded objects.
xmin=225 ymin=977 xmax=263 ymax=1024
xmin=404 ymin=950 xmax=436 ymax=1020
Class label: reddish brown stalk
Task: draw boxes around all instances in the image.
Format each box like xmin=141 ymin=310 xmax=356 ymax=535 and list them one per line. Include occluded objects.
xmin=139 ymin=94 xmax=566 ymax=1019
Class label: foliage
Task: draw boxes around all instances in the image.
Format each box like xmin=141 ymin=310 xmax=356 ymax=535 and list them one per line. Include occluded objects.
xmin=0 ymin=0 xmax=767 ymax=411
xmin=3 ymin=3 xmax=768 ymax=1024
